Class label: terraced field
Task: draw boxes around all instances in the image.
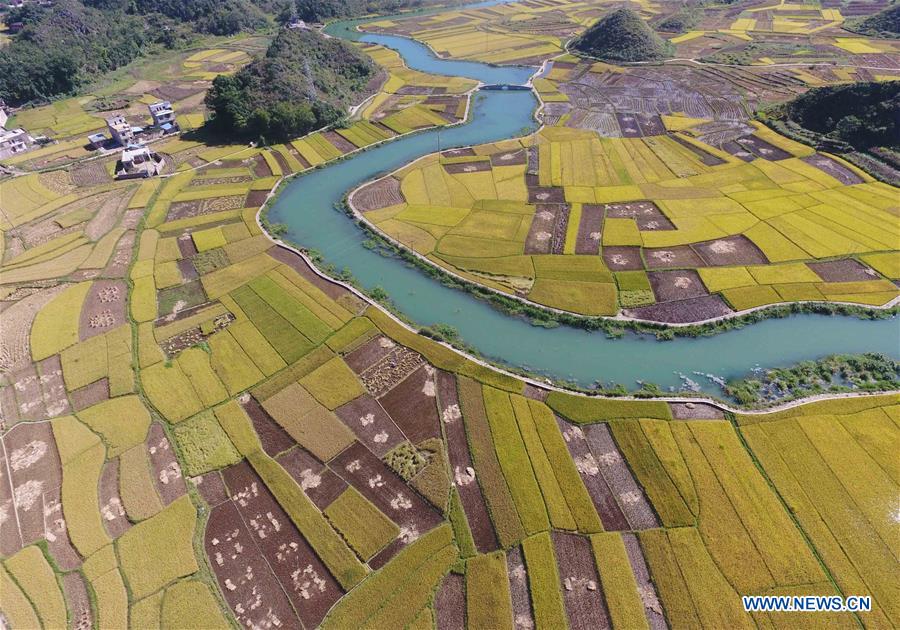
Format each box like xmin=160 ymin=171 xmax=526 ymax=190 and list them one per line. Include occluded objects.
xmin=1 ymin=0 xmax=897 ymax=628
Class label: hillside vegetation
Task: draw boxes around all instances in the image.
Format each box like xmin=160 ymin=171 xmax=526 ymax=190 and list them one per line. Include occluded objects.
xmin=292 ymin=0 xmax=455 ymax=22
xmin=0 ymin=0 xmax=275 ymax=106
xmin=846 ymin=2 xmax=900 ymax=38
xmin=786 ymin=81 xmax=900 ymax=150
xmin=205 ymin=28 xmax=377 ymax=141
xmin=572 ymin=7 xmax=673 ymax=62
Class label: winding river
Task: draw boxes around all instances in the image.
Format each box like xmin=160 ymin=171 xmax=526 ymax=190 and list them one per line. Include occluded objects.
xmin=266 ymin=8 xmax=899 ymax=395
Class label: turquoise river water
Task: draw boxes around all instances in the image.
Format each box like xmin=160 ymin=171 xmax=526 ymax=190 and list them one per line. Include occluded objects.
xmin=266 ymin=10 xmax=899 ymax=395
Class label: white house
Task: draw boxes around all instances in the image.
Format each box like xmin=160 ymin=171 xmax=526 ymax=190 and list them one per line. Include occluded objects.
xmin=106 ymin=114 xmax=134 ymax=146
xmin=0 ymin=128 xmax=32 ymax=159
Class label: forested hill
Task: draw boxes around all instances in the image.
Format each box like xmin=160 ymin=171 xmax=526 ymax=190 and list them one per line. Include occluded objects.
xmin=846 ymin=3 xmax=900 ymax=38
xmin=0 ymin=0 xmax=277 ymax=107
xmin=571 ymin=7 xmax=673 ymax=62
xmin=292 ymin=0 xmax=457 ymax=22
xmin=205 ymin=28 xmax=377 ymax=142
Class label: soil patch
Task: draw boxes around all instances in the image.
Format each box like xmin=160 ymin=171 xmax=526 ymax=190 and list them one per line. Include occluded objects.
xmin=222 ymin=461 xmax=343 ymax=628
xmin=801 ymin=154 xmax=864 ymax=185
xmin=5 ymin=422 xmax=62 ymax=547
xmin=99 ymin=458 xmax=131 ymax=538
xmin=356 ymin=343 xmax=426 ymax=398
xmin=507 ymin=546 xmax=536 ymax=630
xmin=624 ymin=294 xmax=733 ymax=323
xmin=528 ymin=187 xmax=566 ymax=204
xmin=808 ymin=258 xmax=878 ymax=282
xmin=434 ymin=572 xmax=466 ymax=630
xmin=443 ymin=160 xmax=492 ymax=174
xmin=692 ymin=235 xmax=767 ymax=266
xmin=553 ymin=531 xmax=612 ymax=630
xmin=63 ymin=572 xmax=93 ymax=630
xmin=621 ymin=532 xmax=667 ymax=630
xmin=648 ymin=270 xmax=708 ymax=303
xmin=525 ymin=203 xmax=569 ymax=254
xmin=602 ymin=246 xmax=644 ymax=271
xmin=79 ymin=281 xmax=126 ymax=341
xmin=71 ymin=378 xmax=110 ymax=411
xmin=436 ymin=371 xmax=498 ymax=553
xmin=352 ymin=177 xmax=405 ymax=212
xmin=276 ymin=447 xmax=346 ymax=510
xmin=644 ymin=246 xmax=705 ymax=269
xmin=245 ymin=189 xmax=269 ymax=208
xmin=377 ymin=365 xmax=441 ymax=444
xmin=344 ymin=335 xmax=397 ymax=374
xmin=194 ymin=471 xmax=229 ymax=508
xmin=583 ymin=424 xmax=658 ymax=530
xmin=522 ymin=383 xmax=549 ymax=402
xmin=146 ymin=423 xmax=186 ymax=505
xmin=736 ymin=135 xmax=791 ymax=161
xmin=335 ymin=395 xmax=405 ymax=457
xmin=242 ymin=396 xmax=296 ymax=457
xmin=555 ymin=417 xmax=629 ymax=530
xmin=669 ymin=402 xmax=725 ymax=420
xmin=490 ymin=149 xmax=528 ymax=166
xmin=206 ymin=499 xmax=300 ymax=629
xmin=606 ymin=201 xmax=674 ymax=231
xmin=575 ymin=203 xmax=604 ymax=254
xmin=323 ymin=131 xmax=357 ymax=154
xmin=38 ymin=355 xmax=70 ymax=418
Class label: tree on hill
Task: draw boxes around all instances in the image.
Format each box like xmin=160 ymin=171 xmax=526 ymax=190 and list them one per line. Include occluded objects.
xmin=571 ymin=7 xmax=673 ymax=62
xmin=845 ymin=3 xmax=900 ymax=39
xmin=786 ymin=81 xmax=899 ymax=150
xmin=205 ymin=27 xmax=376 ymax=142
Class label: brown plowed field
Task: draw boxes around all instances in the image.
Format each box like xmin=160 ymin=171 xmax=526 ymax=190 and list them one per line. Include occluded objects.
xmin=553 ymin=531 xmax=612 ymax=630
xmin=99 ymin=458 xmax=131 ymax=538
xmin=555 ymin=417 xmax=629 ymax=531
xmin=603 ymin=246 xmax=644 ymax=271
xmin=352 ymin=177 xmax=405 ymax=213
xmin=624 ymin=295 xmax=733 ymax=323
xmin=649 ymin=270 xmax=709 ymax=303
xmin=335 ymin=395 xmax=406 ymax=457
xmin=692 ymin=235 xmax=768 ymax=266
xmin=436 ymin=371 xmax=498 ymax=553
xmin=242 ymin=397 xmax=296 ymax=457
xmin=222 ymin=462 xmax=343 ymax=628
xmin=378 ymin=365 xmax=442 ymax=444
xmin=146 ymin=423 xmax=186 ymax=505
xmin=575 ymin=204 xmax=604 ymax=254
xmin=583 ymin=424 xmax=658 ymax=530
xmin=808 ymin=258 xmax=878 ymax=282
xmin=276 ymin=447 xmax=347 ymax=511
xmin=644 ymin=246 xmax=705 ymax=269
xmin=507 ymin=546 xmax=536 ymax=630
xmin=70 ymin=378 xmax=110 ymax=411
xmin=435 ymin=572 xmax=466 ymax=630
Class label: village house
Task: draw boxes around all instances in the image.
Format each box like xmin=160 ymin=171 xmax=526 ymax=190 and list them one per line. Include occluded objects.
xmin=0 ymin=107 xmax=8 ymax=130
xmin=106 ymin=114 xmax=134 ymax=146
xmin=116 ymin=143 xmax=164 ymax=179
xmin=87 ymin=132 xmax=107 ymax=150
xmin=148 ymin=100 xmax=177 ymax=131
xmin=0 ymin=127 xmax=33 ymax=159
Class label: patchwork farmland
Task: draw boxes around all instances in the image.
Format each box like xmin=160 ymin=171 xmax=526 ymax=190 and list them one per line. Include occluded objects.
xmin=1 ymin=0 xmax=898 ymax=628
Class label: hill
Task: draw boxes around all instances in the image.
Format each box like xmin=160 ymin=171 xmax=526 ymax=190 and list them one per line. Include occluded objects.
xmin=205 ymin=28 xmax=377 ymax=141
xmin=786 ymin=81 xmax=899 ymax=150
xmin=845 ymin=3 xmax=900 ymax=38
xmin=571 ymin=7 xmax=673 ymax=62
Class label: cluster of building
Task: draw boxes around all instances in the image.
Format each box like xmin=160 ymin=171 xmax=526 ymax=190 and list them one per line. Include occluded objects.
xmin=88 ymin=101 xmax=178 ymax=179
xmin=0 ymin=100 xmax=34 ymax=160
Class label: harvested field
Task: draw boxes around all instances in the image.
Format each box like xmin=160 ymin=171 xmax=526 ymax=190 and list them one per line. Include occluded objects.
xmin=525 ymin=204 xmax=569 ymax=255
xmin=276 ymin=447 xmax=347 ymax=510
xmin=70 ymin=378 xmax=110 ymax=411
xmin=355 ymin=342 xmax=426 ymax=398
xmin=353 ymin=177 xmax=406 ymax=213
xmin=553 ymin=531 xmax=612 ymax=630
xmin=575 ymin=204 xmax=604 ymax=254
xmin=79 ymin=281 xmax=127 ymax=341
xmin=801 ymin=154 xmax=864 ymax=185
xmin=222 ymin=461 xmax=344 ymax=627
xmin=436 ymin=371 xmax=499 ymax=553
xmin=555 ymin=418 xmax=629 ymax=531
xmin=145 ymin=423 xmax=186 ymax=505
xmin=443 ymin=160 xmax=492 ymax=174
xmin=194 ymin=470 xmax=230 ymax=508
xmin=330 ymin=441 xmax=442 ymax=567
xmin=735 ymin=135 xmax=791 ymax=161
xmin=507 ymin=546 xmax=537 ymax=630
xmin=434 ymin=573 xmax=466 ymax=630
xmin=378 ymin=365 xmax=442 ymax=444
xmin=582 ymin=423 xmax=658 ymax=530
xmin=245 ymin=189 xmax=270 ymax=208
xmin=648 ymin=270 xmax=709 ymax=303
xmin=205 ymin=499 xmax=300 ymax=629
xmin=602 ymin=246 xmax=644 ymax=271
xmin=606 ymin=201 xmax=674 ymax=231
xmin=335 ymin=394 xmax=405 ymax=457
xmin=62 ymin=572 xmax=93 ymax=630
xmin=624 ymin=295 xmax=733 ymax=323
xmin=621 ymin=532 xmax=667 ymax=630
xmin=98 ymin=458 xmax=131 ymax=538
xmin=0 ymin=284 xmax=67 ymax=374
xmin=241 ymin=396 xmax=296 ymax=457
xmin=808 ymin=258 xmax=878 ymax=282
xmin=669 ymin=402 xmax=725 ymax=420
xmin=692 ymin=235 xmax=768 ymax=267
xmin=644 ymin=246 xmax=705 ymax=270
